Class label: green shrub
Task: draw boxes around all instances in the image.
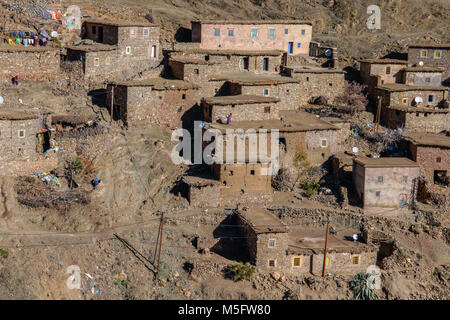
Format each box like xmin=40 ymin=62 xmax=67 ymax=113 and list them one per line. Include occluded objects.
xmin=25 ymin=175 xmax=38 ymax=184
xmin=0 ymin=248 xmax=9 ymax=259
xmin=303 ymin=178 xmax=324 ymax=198
xmin=68 ymin=158 xmax=85 ymax=175
xmin=349 ymin=273 xmax=378 ymax=300
xmin=224 ymin=263 xmax=256 ymax=282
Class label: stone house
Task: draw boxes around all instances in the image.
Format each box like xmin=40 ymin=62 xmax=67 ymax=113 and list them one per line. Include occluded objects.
xmin=201 ymin=95 xmax=281 ymax=123
xmin=106 ymin=78 xmax=199 ymax=128
xmin=232 ymin=209 xmax=379 ymax=275
xmin=352 ymin=157 xmax=420 ymax=209
xmin=0 ymin=109 xmax=57 ymax=176
xmin=402 ymin=67 xmax=444 ymax=86
xmin=64 ymin=19 xmax=161 ymax=82
xmin=282 ymin=65 xmax=346 ymax=105
xmin=405 ymin=133 xmax=450 ymax=186
xmin=374 ymin=83 xmax=449 ymax=132
xmin=0 ymin=46 xmax=60 ymax=82
xmin=191 ymin=20 xmax=312 ymax=55
xmin=408 ymin=43 xmax=449 ymax=85
xmin=359 ymin=58 xmax=408 ymax=95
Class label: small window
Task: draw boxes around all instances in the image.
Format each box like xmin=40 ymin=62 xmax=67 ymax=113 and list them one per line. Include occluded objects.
xmin=214 ymin=28 xmax=220 ymax=36
xmin=105 ymin=57 xmax=111 ymax=65
xmin=263 ymin=57 xmax=269 ymax=71
xmin=250 ymin=170 xmax=255 ymax=175
xmin=228 ymin=29 xmax=234 ymax=37
xmin=263 ymin=89 xmax=269 ymax=96
xmin=420 ymin=49 xmax=428 ymax=58
xmin=93 ymin=57 xmax=99 ymax=67
xmin=434 ymin=50 xmax=442 ymax=59
xmin=402 ymin=176 xmax=408 ymax=183
xmin=177 ymin=106 xmax=182 ymax=113
xmin=143 ymin=28 xmax=149 ymax=36
xmin=18 ymin=130 xmax=25 ymax=138
xmin=321 ymin=139 xmax=327 ymax=148
xmin=229 ymin=170 xmax=233 ymax=176
xmin=428 ymin=95 xmax=434 ymax=102
xmin=125 ymin=46 xmax=131 ymax=55
xmin=194 ymin=68 xmax=199 ymax=75
xmin=301 ymin=29 xmax=305 ymax=35
xmin=352 ymin=256 xmax=360 ymax=265
xmin=402 ymin=98 xmax=408 ymax=104
xmin=284 ymin=28 xmax=288 ymax=35
xmin=268 ymin=259 xmax=276 ymax=267
xmin=386 ymin=66 xmax=391 ymax=75
xmin=251 ymin=28 xmax=258 ymax=38
xmin=269 ymin=28 xmax=275 ymax=38
xmin=325 ymin=256 xmax=330 ymax=266
xmin=306 ymin=77 xmax=309 ymax=82
xmin=293 ymin=257 xmax=302 ymax=267
xmin=376 ymin=191 xmax=381 ymax=197
xmin=378 ymin=176 xmax=383 ymax=182
xmin=182 ymin=93 xmax=186 ymax=100
xmin=425 ymin=77 xmax=431 ymax=83
xmin=436 ymin=157 xmax=441 ymax=163
xmin=151 ymin=45 xmax=157 ymax=58
xmin=268 ymin=239 xmax=275 ymax=248
xmin=130 ymin=28 xmax=137 ymax=38
xmin=297 ymin=43 xmax=301 ymax=48
xmin=264 ymin=106 xmax=271 ymax=113
xmin=329 ymin=83 xmax=333 ymax=87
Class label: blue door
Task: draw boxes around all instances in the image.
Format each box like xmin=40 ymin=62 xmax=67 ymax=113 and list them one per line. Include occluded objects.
xmin=288 ymin=42 xmax=293 ymax=54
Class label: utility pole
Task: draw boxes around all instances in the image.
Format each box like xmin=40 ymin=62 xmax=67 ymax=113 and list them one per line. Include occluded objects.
xmin=153 ymin=213 xmax=164 ymax=276
xmin=322 ymin=215 xmax=330 ymax=278
xmin=375 ymin=96 xmax=382 ymax=132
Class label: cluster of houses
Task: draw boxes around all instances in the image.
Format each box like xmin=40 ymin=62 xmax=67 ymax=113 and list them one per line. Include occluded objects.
xmin=0 ymin=16 xmax=448 ymax=276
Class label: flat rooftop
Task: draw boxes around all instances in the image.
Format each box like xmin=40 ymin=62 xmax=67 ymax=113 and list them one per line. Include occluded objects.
xmin=169 ymin=56 xmax=218 ymax=65
xmin=66 ymin=43 xmax=118 ymax=52
xmin=386 ymin=105 xmax=449 ymax=113
xmin=236 ymin=209 xmax=288 ymax=234
xmin=0 ymin=45 xmax=60 ymax=53
xmin=408 ymin=43 xmax=450 ymax=49
xmin=208 ymin=110 xmax=338 ymax=132
xmin=171 ymin=49 xmax=284 ymax=57
xmin=354 ymin=157 xmax=419 ymax=168
xmin=202 ymin=94 xmax=280 ymax=105
xmin=403 ymin=66 xmax=445 ymax=73
xmin=359 ymin=58 xmax=408 ymax=65
xmin=192 ymin=20 xmax=312 ymax=25
xmin=111 ymin=78 xmax=199 ymax=90
xmin=287 ymin=226 xmax=372 ymax=255
xmin=377 ymin=83 xmax=449 ymax=92
xmin=285 ymin=65 xmax=346 ymax=74
xmin=210 ymin=72 xmax=299 ymax=85
xmin=404 ymin=133 xmax=450 ymax=149
xmin=0 ymin=109 xmax=38 ymax=120
xmin=83 ymin=19 xmax=158 ymax=27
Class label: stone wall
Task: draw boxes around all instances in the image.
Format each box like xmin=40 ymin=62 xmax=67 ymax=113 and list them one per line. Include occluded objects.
xmin=188 ymin=184 xmax=220 ymax=208
xmin=0 ymin=157 xmax=58 ymax=176
xmin=203 ymin=101 xmax=280 ymax=123
xmin=0 ymin=118 xmax=42 ymax=161
xmin=214 ymin=163 xmax=272 ymax=195
xmin=310 ymin=251 xmax=378 ymax=276
xmin=0 ymin=49 xmax=60 ymax=82
xmin=382 ymin=108 xmax=449 ymax=133
xmin=409 ymin=144 xmax=450 ymax=183
xmin=403 ymin=71 xmax=443 ymax=86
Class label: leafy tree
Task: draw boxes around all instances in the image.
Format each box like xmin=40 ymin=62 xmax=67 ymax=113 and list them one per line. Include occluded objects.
xmin=349 ymin=273 xmax=378 ymax=300
xmin=224 ymin=263 xmax=256 ymax=282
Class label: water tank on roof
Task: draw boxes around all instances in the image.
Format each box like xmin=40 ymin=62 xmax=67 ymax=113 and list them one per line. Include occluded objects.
xmin=325 ymin=49 xmax=332 ymax=57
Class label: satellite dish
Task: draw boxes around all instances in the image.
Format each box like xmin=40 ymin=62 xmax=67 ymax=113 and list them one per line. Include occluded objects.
xmin=0 ymin=96 xmax=3 ymax=104
xmin=352 ymin=147 xmax=359 ymax=153
xmin=51 ymin=31 xmax=58 ymax=38
xmin=325 ymin=49 xmax=332 ymax=57
xmin=352 ymin=234 xmax=359 ymax=241
xmin=414 ymin=96 xmax=423 ymax=104
xmin=419 ymin=61 xmax=424 ymax=66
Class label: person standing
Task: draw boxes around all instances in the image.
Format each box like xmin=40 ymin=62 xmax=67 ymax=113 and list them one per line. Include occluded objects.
xmin=226 ymin=113 xmax=232 ymax=124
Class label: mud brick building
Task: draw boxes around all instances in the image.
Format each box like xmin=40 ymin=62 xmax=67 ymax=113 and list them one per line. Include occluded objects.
xmin=232 ymin=209 xmax=379 ymax=275
xmin=106 ymin=78 xmax=199 ymax=128
xmin=374 ymin=83 xmax=449 ymax=133
xmin=201 ymin=95 xmax=281 ymax=123
xmin=0 ymin=109 xmax=57 ymax=176
xmin=282 ymin=66 xmax=346 ymax=105
xmin=64 ymin=19 xmax=161 ymax=82
xmin=0 ymin=46 xmax=60 ymax=82
xmin=402 ymin=67 xmax=444 ymax=86
xmin=359 ymin=58 xmax=408 ymax=95
xmin=405 ymin=133 xmax=450 ymax=186
xmin=208 ymin=111 xmax=341 ymax=167
xmin=353 ymin=157 xmax=420 ymax=209
xmin=408 ymin=43 xmax=450 ymax=85
xmin=212 ymin=72 xmax=302 ymax=108
xmin=191 ymin=20 xmax=312 ymax=55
